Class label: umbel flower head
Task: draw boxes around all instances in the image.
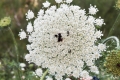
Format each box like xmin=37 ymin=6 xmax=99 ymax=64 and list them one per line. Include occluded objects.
xmin=19 ymin=0 xmax=106 ymax=79
xmin=104 ymin=50 xmax=120 ymax=76
xmin=0 ymin=17 xmax=11 ymax=28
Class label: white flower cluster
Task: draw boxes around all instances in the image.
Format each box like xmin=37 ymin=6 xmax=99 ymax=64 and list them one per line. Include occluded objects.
xmin=89 ymin=4 xmax=98 ymax=15
xmin=43 ymin=1 xmax=51 ymax=8
xmin=18 ymin=29 xmax=26 ymax=40
xmin=35 ymin=68 xmax=43 ymax=77
xmin=19 ymin=0 xmax=106 ymax=79
xmin=26 ymin=10 xmax=34 ymax=20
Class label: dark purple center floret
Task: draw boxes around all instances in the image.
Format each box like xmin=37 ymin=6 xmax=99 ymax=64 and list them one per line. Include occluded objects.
xmin=58 ymin=33 xmax=63 ymax=42
xmin=54 ymin=31 xmax=70 ymax=42
xmin=54 ymin=33 xmax=63 ymax=42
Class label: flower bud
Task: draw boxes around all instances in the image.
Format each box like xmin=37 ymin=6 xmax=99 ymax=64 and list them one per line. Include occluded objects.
xmin=0 ymin=17 xmax=11 ymax=28
xmin=104 ymin=50 xmax=120 ymax=76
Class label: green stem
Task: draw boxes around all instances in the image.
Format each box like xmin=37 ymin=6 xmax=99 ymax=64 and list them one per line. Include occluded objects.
xmin=102 ymin=36 xmax=120 ymax=49
xmin=8 ymin=27 xmax=19 ymax=61
xmin=8 ymin=27 xmax=21 ymax=80
xmin=108 ymin=12 xmax=120 ymax=36
xmin=40 ymin=69 xmax=49 ymax=80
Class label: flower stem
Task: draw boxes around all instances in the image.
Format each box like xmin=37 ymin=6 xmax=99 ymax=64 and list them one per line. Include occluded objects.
xmin=102 ymin=36 xmax=120 ymax=49
xmin=108 ymin=12 xmax=120 ymax=36
xmin=8 ymin=27 xmax=21 ymax=80
xmin=40 ymin=69 xmax=48 ymax=80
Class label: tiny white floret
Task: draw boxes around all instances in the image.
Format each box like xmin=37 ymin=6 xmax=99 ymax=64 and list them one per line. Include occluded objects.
xmin=46 ymin=76 xmax=53 ymax=80
xmin=20 ymin=63 xmax=26 ymax=68
xmin=89 ymin=4 xmax=98 ymax=15
xmin=26 ymin=10 xmax=34 ymax=20
xmin=21 ymin=68 xmax=25 ymax=71
xmin=80 ymin=70 xmax=89 ymax=79
xmin=55 ymin=0 xmax=63 ymax=3
xmin=26 ymin=22 xmax=33 ymax=33
xmin=98 ymin=43 xmax=106 ymax=51
xmin=18 ymin=29 xmax=27 ymax=40
xmin=43 ymin=1 xmax=50 ymax=8
xmin=90 ymin=66 xmax=99 ymax=74
xmin=94 ymin=18 xmax=104 ymax=26
xmin=65 ymin=78 xmax=71 ymax=80
xmin=21 ymin=76 xmax=25 ymax=79
xmin=35 ymin=68 xmax=43 ymax=77
xmin=66 ymin=0 xmax=73 ymax=3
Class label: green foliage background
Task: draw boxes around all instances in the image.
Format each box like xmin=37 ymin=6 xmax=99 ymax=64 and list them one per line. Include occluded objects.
xmin=0 ymin=0 xmax=120 ymax=80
